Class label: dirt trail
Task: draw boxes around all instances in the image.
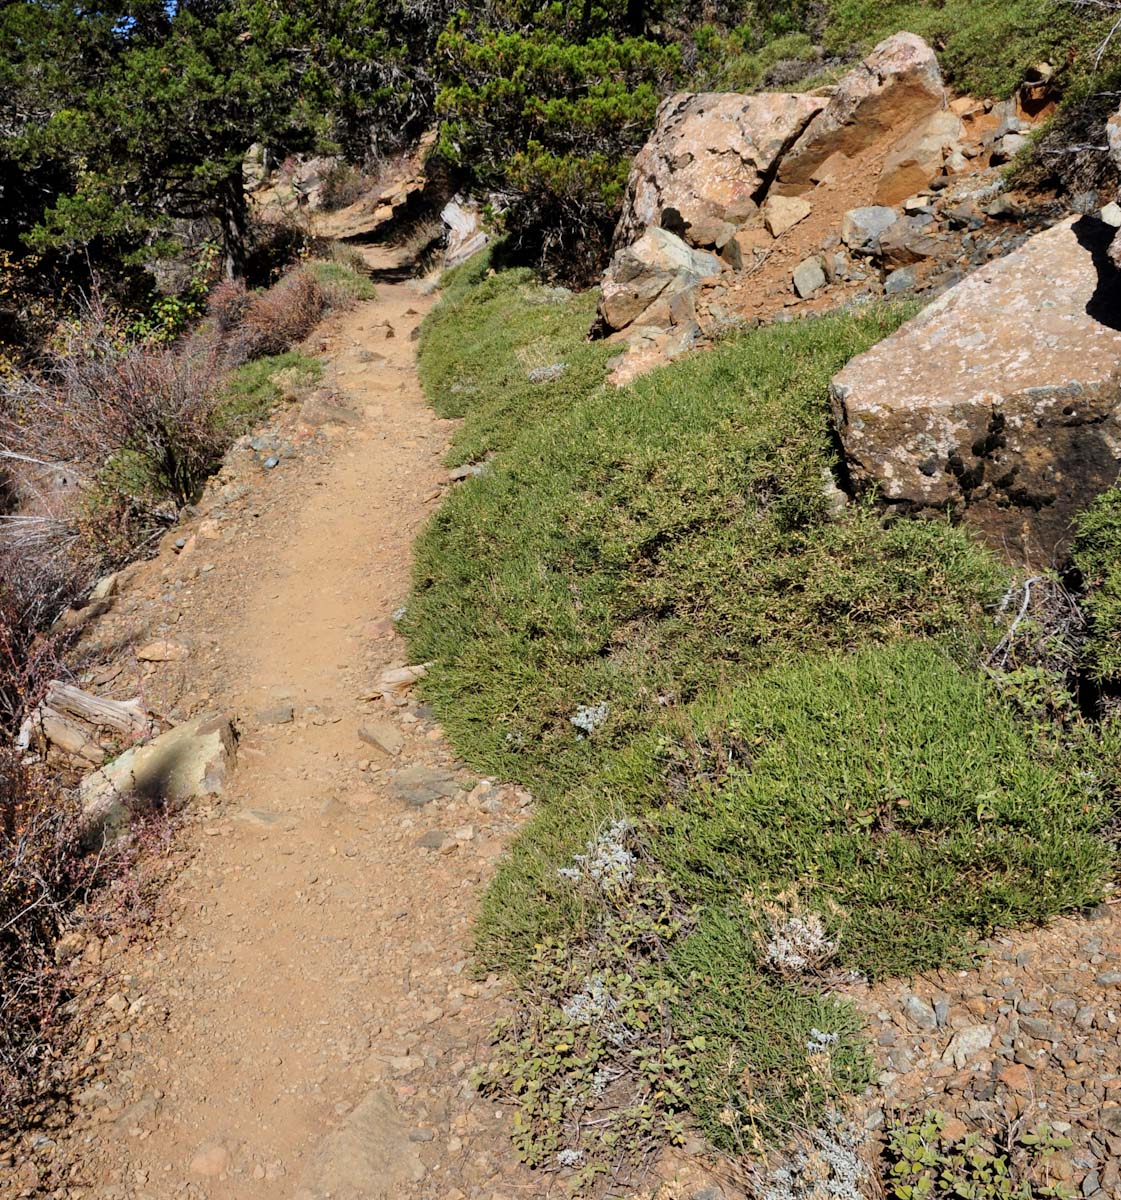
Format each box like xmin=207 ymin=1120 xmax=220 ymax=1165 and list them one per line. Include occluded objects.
xmin=52 ymin=247 xmax=543 ymax=1199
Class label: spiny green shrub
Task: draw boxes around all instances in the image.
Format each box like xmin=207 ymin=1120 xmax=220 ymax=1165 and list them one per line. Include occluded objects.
xmin=476 ymin=642 xmax=1114 ymax=1169
xmin=409 ymin=271 xmax=1006 ymax=798
xmin=1073 ymin=487 xmax=1121 ymax=684
xmin=479 ymin=641 xmax=1113 ymax=978
xmin=416 ymin=264 xmax=615 ymax=465
xmin=414 ymin=261 xmax=1115 ymax=1193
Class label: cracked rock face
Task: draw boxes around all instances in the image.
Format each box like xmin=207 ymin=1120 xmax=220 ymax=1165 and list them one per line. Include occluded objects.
xmin=830 ymin=215 xmax=1121 ymax=560
xmin=777 ymin=32 xmax=947 ymax=191
xmin=597 ymin=227 xmax=721 ymax=332
xmin=614 ymin=90 xmax=826 ymax=249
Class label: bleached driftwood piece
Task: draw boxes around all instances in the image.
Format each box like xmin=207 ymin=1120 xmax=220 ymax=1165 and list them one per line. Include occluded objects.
xmin=16 ymin=681 xmax=154 ymax=765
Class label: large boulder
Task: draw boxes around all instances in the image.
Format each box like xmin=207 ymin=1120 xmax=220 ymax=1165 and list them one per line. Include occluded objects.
xmin=778 ymin=33 xmax=946 ymax=191
xmin=830 ymin=215 xmax=1121 ymax=559
xmin=597 ymin=227 xmax=721 ymax=333
xmin=614 ymin=91 xmax=826 ymax=248
xmin=80 ymin=714 xmax=237 ymax=846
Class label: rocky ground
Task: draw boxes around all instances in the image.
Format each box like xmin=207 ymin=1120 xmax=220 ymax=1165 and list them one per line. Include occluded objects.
xmin=853 ymin=905 xmax=1121 ymax=1199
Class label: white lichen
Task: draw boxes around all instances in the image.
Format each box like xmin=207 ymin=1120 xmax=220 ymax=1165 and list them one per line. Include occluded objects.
xmin=763 ymin=912 xmax=837 ymax=978
xmin=557 ymin=819 xmax=634 ymax=888
xmin=570 ymin=702 xmax=609 ymax=737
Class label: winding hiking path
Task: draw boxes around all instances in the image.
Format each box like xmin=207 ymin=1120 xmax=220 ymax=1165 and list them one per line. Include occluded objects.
xmin=52 ymin=248 xmax=545 ymax=1199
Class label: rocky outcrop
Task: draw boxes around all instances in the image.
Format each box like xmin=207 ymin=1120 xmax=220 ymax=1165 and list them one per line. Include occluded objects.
xmin=777 ymin=33 xmax=947 ymax=191
xmin=597 ymin=227 xmax=721 ymax=333
xmin=614 ymin=91 xmax=825 ymax=249
xmin=830 ymin=216 xmax=1121 ymax=558
xmin=79 ymin=713 xmax=238 ymax=846
xmin=874 ymin=109 xmax=964 ymax=205
xmin=1107 ymin=104 xmax=1121 ymax=268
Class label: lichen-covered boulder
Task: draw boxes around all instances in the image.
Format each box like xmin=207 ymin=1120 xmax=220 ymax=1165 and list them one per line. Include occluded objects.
xmin=1107 ymin=103 xmax=1121 ymax=268
xmin=778 ymin=33 xmax=946 ymax=191
xmin=614 ymin=91 xmax=825 ymax=249
xmin=830 ymin=215 xmax=1121 ymax=559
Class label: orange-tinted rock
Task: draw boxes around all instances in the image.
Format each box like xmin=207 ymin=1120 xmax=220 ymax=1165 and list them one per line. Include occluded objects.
xmin=615 ymin=91 xmax=825 ymax=248
xmin=778 ymin=33 xmax=946 ymax=191
xmin=830 ymin=215 xmax=1121 ymax=560
xmin=875 ymin=109 xmax=964 ymax=204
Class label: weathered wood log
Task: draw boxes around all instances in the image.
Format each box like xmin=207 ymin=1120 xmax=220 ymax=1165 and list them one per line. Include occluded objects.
xmin=44 ymin=682 xmax=151 ymax=738
xmin=30 ymin=706 xmax=106 ymax=765
xmin=16 ymin=681 xmax=153 ymax=766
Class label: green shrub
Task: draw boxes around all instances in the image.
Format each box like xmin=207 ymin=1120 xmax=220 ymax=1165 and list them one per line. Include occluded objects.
xmin=693 ymin=28 xmax=822 ymax=93
xmin=1073 ymin=487 xmax=1121 ymax=683
xmin=410 ymin=270 xmax=1005 ymax=797
xmin=479 ymin=641 xmax=1113 ymax=975
xmin=217 ymin=349 xmax=322 ymax=435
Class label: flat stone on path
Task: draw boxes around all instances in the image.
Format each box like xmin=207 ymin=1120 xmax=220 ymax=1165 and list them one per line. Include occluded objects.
xmin=136 ymin=639 xmax=190 ymax=662
xmin=793 ymin=256 xmax=826 ymax=298
xmin=359 ymin=719 xmax=405 ymax=756
xmin=941 ymin=1024 xmax=992 ymax=1069
xmin=257 ymin=703 xmax=295 ymax=725
xmin=295 ymin=1088 xmax=424 ymax=1200
xmin=188 ymin=1143 xmax=231 ymax=1178
xmin=391 ymin=764 xmax=460 ymax=806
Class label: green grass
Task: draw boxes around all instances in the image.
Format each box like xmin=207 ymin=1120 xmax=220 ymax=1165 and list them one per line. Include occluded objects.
xmin=409 ymin=270 xmax=1006 ymax=798
xmin=305 ymin=257 xmax=378 ymax=302
xmin=823 ymin=0 xmax=1109 ymax=98
xmin=1075 ymin=488 xmax=1121 ymax=684
xmin=216 ymin=349 xmax=323 ymax=434
xmin=409 ymin=262 xmax=1117 ymax=1182
xmin=417 ymin=256 xmax=617 ymax=467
